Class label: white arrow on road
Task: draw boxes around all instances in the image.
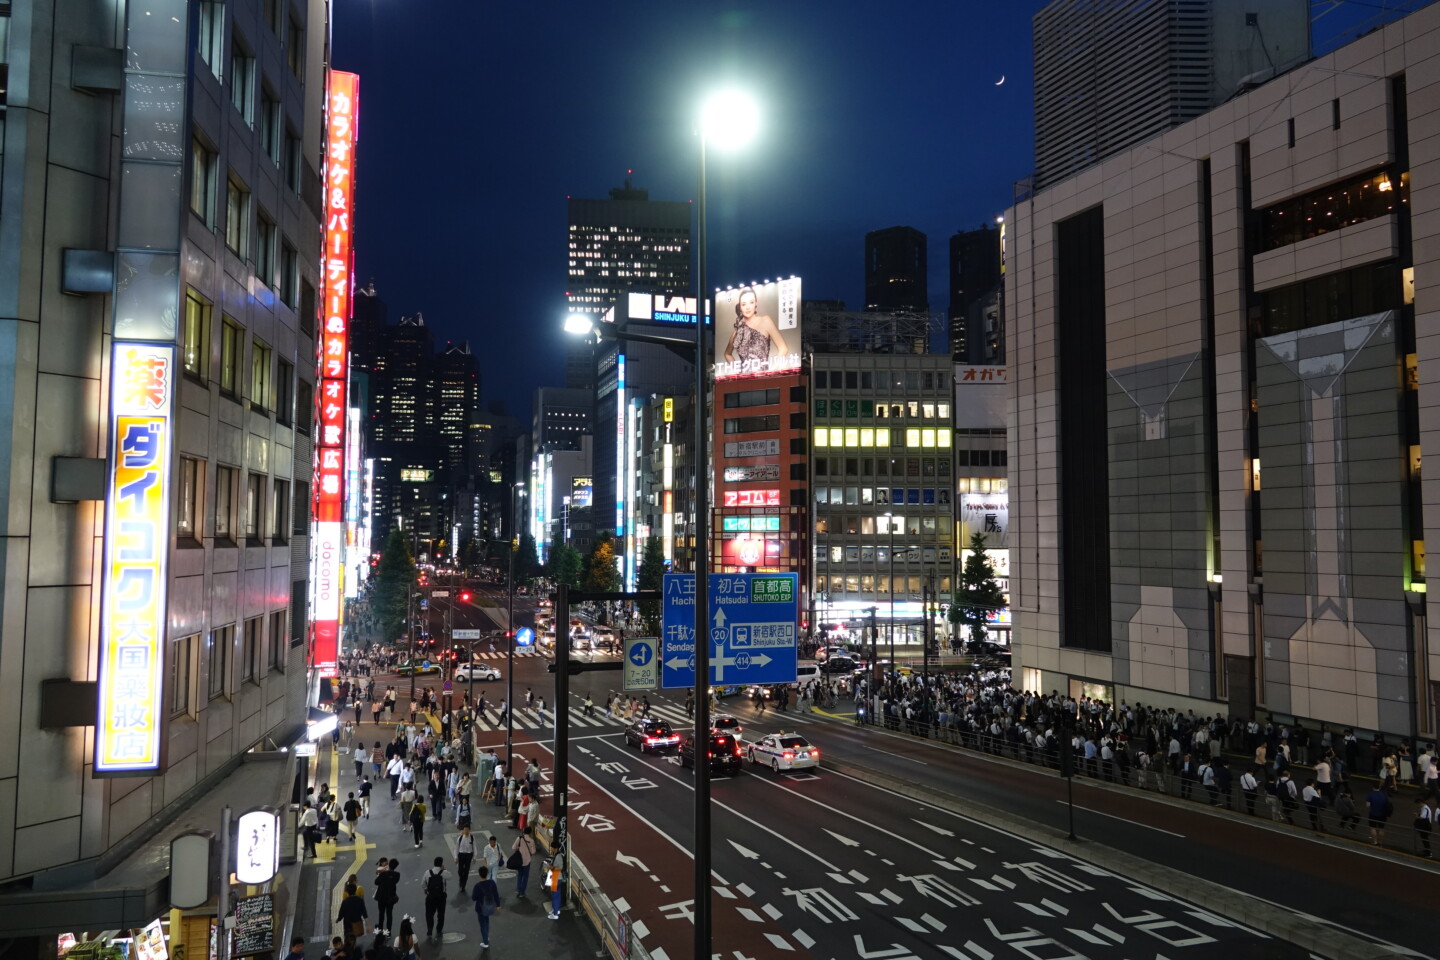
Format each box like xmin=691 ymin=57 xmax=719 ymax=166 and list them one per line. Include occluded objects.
xmin=824 ymin=828 xmax=861 ymax=848
xmin=728 ymin=839 xmax=762 ymax=860
xmin=911 ymin=819 xmax=956 ymax=837
xmin=713 ymin=607 xmax=728 ymax=628
xmin=615 ymin=850 xmax=649 ymax=872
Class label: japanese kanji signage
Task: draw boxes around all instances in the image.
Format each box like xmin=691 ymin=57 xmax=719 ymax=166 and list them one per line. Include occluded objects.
xmin=311 ymin=70 xmax=359 ymax=677
xmin=96 ymin=342 xmax=175 ymax=775
xmin=660 ymin=573 xmax=798 ymax=689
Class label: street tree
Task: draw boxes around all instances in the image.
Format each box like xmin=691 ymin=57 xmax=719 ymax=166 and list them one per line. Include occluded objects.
xmin=373 ymin=529 xmax=415 ymax=642
xmin=949 ymin=532 xmax=1007 ymax=649
xmin=584 ymin=531 xmax=623 ymax=593
xmin=515 ymin=533 xmax=540 ymax=584
xmin=636 ymin=534 xmax=666 ymax=634
xmin=547 ymin=542 xmax=583 ymax=589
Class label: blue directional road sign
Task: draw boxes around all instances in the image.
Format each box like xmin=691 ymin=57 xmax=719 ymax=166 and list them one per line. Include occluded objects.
xmin=660 ymin=572 xmax=799 ymax=690
xmin=515 ymin=626 xmax=535 ymax=647
xmin=623 ymin=636 xmax=658 ymax=692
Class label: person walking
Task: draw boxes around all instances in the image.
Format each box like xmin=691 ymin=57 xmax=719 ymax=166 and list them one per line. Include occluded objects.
xmin=370 ymin=742 xmax=385 ymax=779
xmin=398 ymin=785 xmax=417 ymax=827
xmin=395 ymin=918 xmax=419 ymax=960
xmin=1335 ymin=787 xmax=1360 ymax=832
xmin=422 ymin=856 xmax=449 ymax=939
xmin=353 ymin=742 xmax=367 ymax=781
xmin=510 ymin=827 xmax=537 ymax=898
xmin=335 ymin=879 xmax=369 ymax=948
xmin=386 ymin=754 xmax=404 ymax=799
xmin=1302 ymin=779 xmax=1325 ymax=831
xmin=480 ymin=833 xmax=503 ymax=881
xmin=409 ymin=797 xmax=427 ymax=848
xmin=454 ymin=825 xmax=476 ymax=890
xmin=373 ymin=858 xmax=400 ymax=935
xmin=343 ymin=792 xmax=362 ymax=838
xmin=299 ymin=801 xmax=319 ymax=859
xmin=470 ymin=865 xmax=501 ymax=949
xmin=525 ymin=759 xmax=542 ymax=798
xmin=359 ymin=776 xmax=372 ymax=819
xmin=324 ymin=795 xmax=342 ymax=844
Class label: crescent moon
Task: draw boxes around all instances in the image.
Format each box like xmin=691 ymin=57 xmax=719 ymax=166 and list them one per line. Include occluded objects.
xmin=996 ymin=75 xmax=1005 ymax=86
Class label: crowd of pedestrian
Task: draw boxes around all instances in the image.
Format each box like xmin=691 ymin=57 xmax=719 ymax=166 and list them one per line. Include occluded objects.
xmin=848 ymin=665 xmax=1439 ymax=856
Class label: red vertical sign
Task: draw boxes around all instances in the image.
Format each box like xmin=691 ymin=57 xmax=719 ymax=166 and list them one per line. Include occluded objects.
xmin=311 ymin=70 xmax=359 ymax=676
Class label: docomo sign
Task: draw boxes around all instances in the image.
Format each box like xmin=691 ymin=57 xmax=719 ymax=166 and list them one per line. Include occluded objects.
xmin=97 ymin=342 xmax=175 ymax=775
xmin=722 ymin=488 xmax=779 ymax=507
xmin=311 ymin=70 xmax=359 ymax=677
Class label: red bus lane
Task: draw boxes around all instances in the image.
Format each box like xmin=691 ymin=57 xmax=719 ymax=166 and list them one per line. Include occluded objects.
xmin=512 ymin=740 xmax=815 ymax=960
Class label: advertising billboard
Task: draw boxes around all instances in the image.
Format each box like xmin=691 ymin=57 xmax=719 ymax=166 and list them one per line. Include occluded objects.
xmin=96 ymin=342 xmax=175 ymax=775
xmin=712 ymin=277 xmax=802 ymax=381
xmin=571 ymin=476 xmax=593 ymax=508
xmin=720 ymin=536 xmax=785 ymax=567
xmin=311 ymin=69 xmax=360 ymax=678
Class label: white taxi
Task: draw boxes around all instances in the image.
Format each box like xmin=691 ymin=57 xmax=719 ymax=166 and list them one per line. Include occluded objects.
xmin=747 ymin=733 xmax=820 ymax=773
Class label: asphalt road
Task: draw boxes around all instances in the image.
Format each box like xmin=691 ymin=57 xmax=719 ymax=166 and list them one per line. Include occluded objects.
xmin=362 ymin=592 xmax=1436 ymax=958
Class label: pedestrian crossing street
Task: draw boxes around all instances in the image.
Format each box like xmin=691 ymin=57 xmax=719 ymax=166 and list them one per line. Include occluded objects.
xmin=466 ymin=695 xmax=828 ymax=733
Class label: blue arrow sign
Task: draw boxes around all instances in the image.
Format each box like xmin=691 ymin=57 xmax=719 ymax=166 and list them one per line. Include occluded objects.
xmin=660 ymin=573 xmax=798 ymax=690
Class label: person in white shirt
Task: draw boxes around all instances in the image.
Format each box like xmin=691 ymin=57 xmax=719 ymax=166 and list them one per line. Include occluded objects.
xmin=299 ymin=801 xmax=319 ymax=858
xmin=353 ymin=742 xmax=367 ymax=781
xmin=1240 ymin=768 xmax=1260 ymax=816
xmin=386 ymin=754 xmax=404 ymax=798
xmin=1302 ymin=779 xmax=1325 ymax=831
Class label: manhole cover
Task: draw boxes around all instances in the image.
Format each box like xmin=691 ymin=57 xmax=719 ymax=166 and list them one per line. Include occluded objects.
xmin=440 ymin=933 xmax=465 ymax=944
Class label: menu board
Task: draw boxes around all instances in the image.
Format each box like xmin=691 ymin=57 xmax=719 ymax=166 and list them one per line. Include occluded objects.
xmin=232 ymin=894 xmax=274 ymax=957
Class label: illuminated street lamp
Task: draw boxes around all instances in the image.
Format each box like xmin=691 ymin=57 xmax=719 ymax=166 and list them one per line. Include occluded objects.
xmin=692 ymin=88 xmax=758 ymax=960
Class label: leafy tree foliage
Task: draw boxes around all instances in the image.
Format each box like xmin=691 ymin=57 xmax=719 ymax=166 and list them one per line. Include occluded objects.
xmin=948 ymin=532 xmax=1007 ymax=647
xmin=636 ymin=534 xmax=666 ymax=635
xmin=373 ymin=529 xmax=415 ymax=642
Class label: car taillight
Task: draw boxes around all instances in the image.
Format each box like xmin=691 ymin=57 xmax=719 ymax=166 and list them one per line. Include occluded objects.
xmin=810 ymin=749 xmax=819 ymax=758
xmin=645 ymin=737 xmax=655 ymax=743
xmin=733 ymin=747 xmax=741 ymax=756
xmin=707 ymin=751 xmax=713 ymax=758
xmin=783 ymin=752 xmax=794 ymax=759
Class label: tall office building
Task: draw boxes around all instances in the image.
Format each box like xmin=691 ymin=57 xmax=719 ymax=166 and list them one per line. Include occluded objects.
xmin=948 ymin=224 xmax=1002 ymax=362
xmin=1032 ymin=0 xmax=1309 ymax=189
xmin=0 ymin=0 xmax=328 ymax=938
xmin=1008 ymin=2 xmax=1439 ymax=744
xmin=565 ymin=179 xmax=691 ymax=389
xmin=371 ymin=314 xmax=436 ymax=447
xmin=435 ymin=341 xmax=482 ymax=477
xmin=351 ymin=281 xmax=388 ymax=373
xmin=864 ymin=226 xmax=929 ymax=313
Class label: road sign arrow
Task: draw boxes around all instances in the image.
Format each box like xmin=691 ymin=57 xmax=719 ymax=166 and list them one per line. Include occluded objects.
xmin=665 ymin=656 xmax=690 ymax=670
xmin=911 ymin=819 xmax=956 ymax=837
xmin=753 ymin=653 xmax=772 ymax=667
xmin=615 ymin=850 xmax=649 ymax=872
xmin=727 ymin=839 xmax=762 ymax=860
xmin=712 ymin=606 xmax=728 ymax=628
xmin=823 ymin=828 xmax=861 ymax=848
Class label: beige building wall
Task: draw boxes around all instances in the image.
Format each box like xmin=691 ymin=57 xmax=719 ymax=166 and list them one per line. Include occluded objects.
xmin=1008 ymin=4 xmax=1440 ymax=739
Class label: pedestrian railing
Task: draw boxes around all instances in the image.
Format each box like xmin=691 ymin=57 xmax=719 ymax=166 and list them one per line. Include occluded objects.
xmin=568 ymin=849 xmax=653 ymax=960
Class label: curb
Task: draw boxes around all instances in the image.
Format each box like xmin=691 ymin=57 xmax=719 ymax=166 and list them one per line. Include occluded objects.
xmin=825 ymin=755 xmax=1417 ymax=960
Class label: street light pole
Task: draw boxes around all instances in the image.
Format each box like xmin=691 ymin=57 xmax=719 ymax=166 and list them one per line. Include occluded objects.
xmin=692 ymin=118 xmax=713 ymax=960
xmin=505 ymin=481 xmax=522 ymax=773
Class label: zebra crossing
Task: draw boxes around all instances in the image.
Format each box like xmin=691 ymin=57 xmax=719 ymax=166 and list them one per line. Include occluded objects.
xmin=466 ymin=694 xmax=827 ymax=734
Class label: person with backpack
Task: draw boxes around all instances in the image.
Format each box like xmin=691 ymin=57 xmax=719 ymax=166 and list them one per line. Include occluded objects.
xmin=343 ymin=793 xmax=362 ymax=838
xmin=470 ymin=865 xmax=501 ymax=949
xmin=1365 ymin=784 xmax=1394 ymax=845
xmin=422 ymin=856 xmax=449 ymax=939
xmin=454 ymin=825 xmax=477 ymax=889
xmin=373 ymin=858 xmax=400 ymax=936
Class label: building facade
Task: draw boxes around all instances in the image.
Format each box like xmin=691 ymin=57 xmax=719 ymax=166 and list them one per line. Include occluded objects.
xmin=948 ymin=224 xmax=1003 ymax=362
xmin=1008 ymin=3 xmax=1440 ymax=741
xmin=864 ymin=225 xmax=928 ymax=312
xmin=0 ymin=0 xmax=326 ymax=922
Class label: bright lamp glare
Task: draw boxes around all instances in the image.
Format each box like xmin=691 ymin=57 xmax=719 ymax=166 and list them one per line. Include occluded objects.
xmin=564 ymin=314 xmax=594 ymax=336
xmin=700 ymin=90 xmax=759 ymax=147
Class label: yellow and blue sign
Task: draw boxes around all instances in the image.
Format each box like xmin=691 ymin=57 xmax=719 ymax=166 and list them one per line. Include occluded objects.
xmin=96 ymin=342 xmax=175 ymax=775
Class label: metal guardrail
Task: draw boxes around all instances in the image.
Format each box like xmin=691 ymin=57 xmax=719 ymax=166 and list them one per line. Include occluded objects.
xmin=567 ymin=850 xmax=651 ymax=960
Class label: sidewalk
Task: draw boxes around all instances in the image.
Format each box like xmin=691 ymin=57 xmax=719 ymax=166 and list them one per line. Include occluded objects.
xmin=289 ymin=720 xmax=601 ymax=959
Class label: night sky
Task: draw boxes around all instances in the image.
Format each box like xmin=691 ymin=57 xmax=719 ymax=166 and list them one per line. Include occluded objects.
xmin=331 ymin=1 xmax=1404 ymax=422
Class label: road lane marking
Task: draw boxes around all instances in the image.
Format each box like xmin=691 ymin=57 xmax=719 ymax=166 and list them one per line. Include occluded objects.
xmin=863 ymin=744 xmax=927 ymax=764
xmin=1055 ymin=801 xmax=1184 ymax=837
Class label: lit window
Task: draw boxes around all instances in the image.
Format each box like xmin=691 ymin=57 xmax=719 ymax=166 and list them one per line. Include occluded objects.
xmin=938 ymin=431 xmax=951 ymax=448
xmin=906 ymin=428 xmax=920 ymax=447
xmin=844 ymin=428 xmax=859 ymax=447
xmin=860 ymin=428 xmax=874 ymax=447
xmin=813 ymin=428 xmax=829 ymax=447
xmin=922 ymin=429 xmax=936 ymax=448
xmin=877 ymin=428 xmax=890 ymax=447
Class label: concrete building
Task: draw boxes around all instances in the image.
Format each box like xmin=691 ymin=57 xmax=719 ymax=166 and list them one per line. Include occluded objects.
xmin=1032 ymin=0 xmax=1309 ymax=190
xmin=565 ymin=180 xmax=691 ymax=391
xmin=1007 ymin=3 xmax=1440 ymax=744
xmin=864 ymin=226 xmax=928 ymax=312
xmin=0 ymin=0 xmax=326 ymax=933
xmin=948 ymin=224 xmax=1003 ymax=362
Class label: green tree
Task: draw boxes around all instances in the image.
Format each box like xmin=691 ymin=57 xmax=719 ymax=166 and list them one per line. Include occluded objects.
xmin=547 ymin=542 xmax=584 ymax=589
xmin=949 ymin=532 xmax=1007 ymax=648
xmin=515 ymin=533 xmax=540 ymax=584
xmin=636 ymin=534 xmax=666 ymax=635
xmin=373 ymin=529 xmax=415 ymax=642
xmin=584 ymin=531 xmax=623 ymax=594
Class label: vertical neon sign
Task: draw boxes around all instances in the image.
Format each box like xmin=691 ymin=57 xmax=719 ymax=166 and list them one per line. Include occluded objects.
xmin=96 ymin=343 xmax=175 ymax=774
xmin=311 ymin=70 xmax=359 ymax=677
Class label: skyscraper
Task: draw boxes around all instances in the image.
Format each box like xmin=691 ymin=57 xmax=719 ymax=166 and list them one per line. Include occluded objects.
xmin=1032 ymin=0 xmax=1309 ymax=189
xmin=948 ymin=224 xmax=1003 ymax=362
xmin=566 ymin=179 xmax=692 ymax=388
xmin=864 ymin=226 xmax=928 ymax=312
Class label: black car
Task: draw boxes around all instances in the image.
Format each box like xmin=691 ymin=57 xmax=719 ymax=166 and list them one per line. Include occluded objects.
xmin=623 ymin=717 xmax=679 ymax=753
xmin=821 ymin=656 xmax=859 ymax=674
xmin=680 ymin=732 xmax=743 ymax=775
